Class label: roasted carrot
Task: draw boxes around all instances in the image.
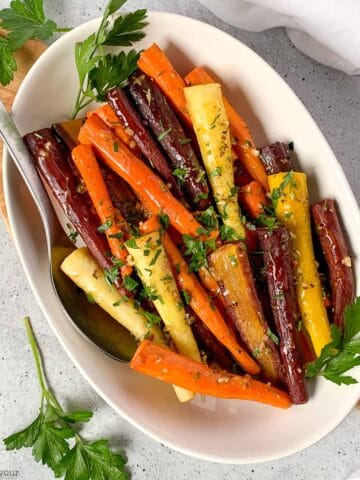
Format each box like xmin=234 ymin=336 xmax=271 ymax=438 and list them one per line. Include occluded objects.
xmin=72 ymin=144 xmax=131 ymax=278
xmin=137 ymin=43 xmax=192 ymax=127
xmin=184 ymin=67 xmax=268 ymax=190
xmin=78 ymin=114 xmax=203 ymax=237
xmin=139 ymin=217 xmax=259 ymax=374
xmin=89 ymin=104 xmax=140 ymax=153
xmin=238 ymin=180 xmax=267 ymax=219
xmin=130 ymin=340 xmax=291 ymax=409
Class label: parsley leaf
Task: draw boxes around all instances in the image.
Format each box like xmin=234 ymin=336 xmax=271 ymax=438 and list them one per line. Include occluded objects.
xmin=306 ymin=297 xmax=360 ymax=385
xmin=219 ymin=224 xmax=241 ymax=242
xmin=3 ymin=318 xmax=128 ymax=479
xmin=173 ymin=167 xmax=188 ymax=183
xmin=97 ymin=219 xmax=113 ymax=233
xmin=197 ymin=206 xmax=218 ymax=231
xmin=0 ymin=37 xmax=17 ymax=85
xmin=89 ymin=50 xmax=139 ymax=101
xmin=103 ymin=8 xmax=148 ymax=46
xmin=0 ymin=0 xmax=58 ymax=50
xmin=70 ymin=1 xmax=147 ymax=117
xmin=142 ymin=311 xmax=162 ymax=328
xmin=182 ymin=234 xmax=210 ymax=272
xmin=123 ymin=275 xmax=139 ymax=292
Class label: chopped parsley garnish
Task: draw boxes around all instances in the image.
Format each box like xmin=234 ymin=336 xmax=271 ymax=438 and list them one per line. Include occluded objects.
xmin=157 ymin=127 xmax=172 ymax=142
xmin=85 ymin=292 xmax=95 ymax=304
xmin=179 ymin=138 xmax=191 ymax=145
xmin=267 ymin=328 xmax=280 ymax=345
xmin=113 ymin=141 xmax=119 ymax=152
xmin=125 ymin=238 xmax=139 ymax=249
xmin=123 ymin=275 xmax=139 ymax=292
xmin=103 ymin=265 xmax=120 ymax=287
xmin=158 ymin=212 xmax=170 ymax=231
xmin=210 ymin=112 xmax=220 ymax=129
xmin=143 ymin=311 xmax=162 ymax=328
xmin=197 ymin=206 xmax=218 ymax=231
xmin=182 ymin=291 xmax=192 ymax=305
xmin=66 ymin=223 xmax=79 ymax=242
xmin=97 ymin=219 xmax=113 ymax=233
xmin=194 ymin=192 xmax=208 ymax=202
xmin=230 ymin=186 xmax=240 ymax=196
xmin=219 ymin=224 xmax=241 ymax=242
xmin=271 ymin=170 xmax=297 ymax=208
xmin=210 ymin=167 xmax=222 ymax=177
xmin=113 ymin=295 xmax=128 ymax=306
xmin=149 ymin=248 xmax=162 ymax=266
xmin=173 ymin=168 xmax=188 ymax=183
xmin=108 ymin=231 xmax=123 ymax=239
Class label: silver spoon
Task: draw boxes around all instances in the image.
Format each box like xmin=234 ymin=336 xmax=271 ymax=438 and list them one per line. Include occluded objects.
xmin=0 ymin=101 xmax=136 ymax=362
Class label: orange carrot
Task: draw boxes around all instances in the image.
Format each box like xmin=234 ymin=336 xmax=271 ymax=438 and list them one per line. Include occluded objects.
xmin=137 ymin=43 xmax=192 ymax=127
xmin=139 ymin=217 xmax=259 ymax=375
xmin=72 ymin=144 xmax=132 ymax=278
xmin=87 ymin=105 xmax=140 ymax=153
xmin=78 ymin=114 xmax=202 ymax=238
xmin=184 ymin=67 xmax=268 ymax=190
xmin=130 ymin=340 xmax=291 ymax=408
xmin=238 ymin=180 xmax=267 ymax=219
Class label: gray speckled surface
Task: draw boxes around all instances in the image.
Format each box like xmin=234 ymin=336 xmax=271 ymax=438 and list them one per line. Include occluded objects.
xmin=0 ymin=1 xmax=359 ymax=479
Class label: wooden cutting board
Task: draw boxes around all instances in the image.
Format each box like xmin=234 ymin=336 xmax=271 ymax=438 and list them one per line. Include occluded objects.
xmin=0 ymin=29 xmax=47 ymax=230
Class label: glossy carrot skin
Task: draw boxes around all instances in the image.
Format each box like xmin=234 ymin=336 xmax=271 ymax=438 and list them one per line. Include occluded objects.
xmin=209 ymin=242 xmax=282 ymax=384
xmin=137 ymin=43 xmax=192 ymax=127
xmin=51 ymin=117 xmax=145 ymax=226
xmin=139 ymin=217 xmax=259 ymax=374
xmin=238 ymin=180 xmax=267 ymax=219
xmin=260 ymin=142 xmax=295 ymax=174
xmin=257 ymin=227 xmax=308 ymax=404
xmin=191 ymin=316 xmax=234 ymax=371
xmin=78 ymin=114 xmax=203 ymax=237
xmin=107 ymin=87 xmax=185 ymax=200
xmin=184 ymin=66 xmax=268 ymax=191
xmin=90 ymin=104 xmax=141 ymax=154
xmin=128 ymin=71 xmax=210 ymax=209
xmin=130 ymin=340 xmax=291 ymax=409
xmin=311 ymin=199 xmax=355 ymax=328
xmin=24 ymin=129 xmax=125 ymax=294
xmin=72 ymin=144 xmax=131 ymax=278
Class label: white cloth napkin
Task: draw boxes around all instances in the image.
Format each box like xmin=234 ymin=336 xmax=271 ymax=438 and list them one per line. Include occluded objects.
xmin=199 ymin=0 xmax=360 ymax=75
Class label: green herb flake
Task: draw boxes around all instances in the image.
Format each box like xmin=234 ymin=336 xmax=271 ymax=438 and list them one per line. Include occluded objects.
xmin=85 ymin=292 xmax=95 ymax=304
xmin=219 ymin=224 xmax=241 ymax=242
xmin=143 ymin=311 xmax=162 ymax=328
xmin=210 ymin=167 xmax=222 ymax=177
xmin=173 ymin=167 xmax=188 ymax=183
xmin=182 ymin=291 xmax=192 ymax=305
xmin=103 ymin=265 xmax=119 ymax=287
xmin=210 ymin=112 xmax=220 ymax=129
xmin=123 ymin=275 xmax=139 ymax=292
xmin=125 ymin=238 xmax=139 ymax=249
xmin=157 ymin=127 xmax=172 ymax=142
xmin=179 ymin=138 xmax=191 ymax=145
xmin=158 ymin=212 xmax=170 ymax=231
xmin=267 ymin=328 xmax=280 ymax=345
xmin=149 ymin=249 xmax=162 ymax=266
xmin=113 ymin=295 xmax=129 ymax=306
xmin=97 ymin=219 xmax=113 ymax=233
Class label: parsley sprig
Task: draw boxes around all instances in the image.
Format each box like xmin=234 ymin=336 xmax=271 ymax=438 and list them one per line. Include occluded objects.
xmin=0 ymin=0 xmax=71 ymax=85
xmin=71 ymin=0 xmax=147 ymax=118
xmin=306 ymin=297 xmax=360 ymax=385
xmin=3 ymin=317 xmax=128 ymax=479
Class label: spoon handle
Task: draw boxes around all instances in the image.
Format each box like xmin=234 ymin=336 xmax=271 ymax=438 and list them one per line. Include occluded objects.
xmin=0 ymin=101 xmax=56 ymax=242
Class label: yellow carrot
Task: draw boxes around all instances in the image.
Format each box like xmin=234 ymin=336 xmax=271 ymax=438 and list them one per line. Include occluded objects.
xmin=268 ymin=172 xmax=331 ymax=356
